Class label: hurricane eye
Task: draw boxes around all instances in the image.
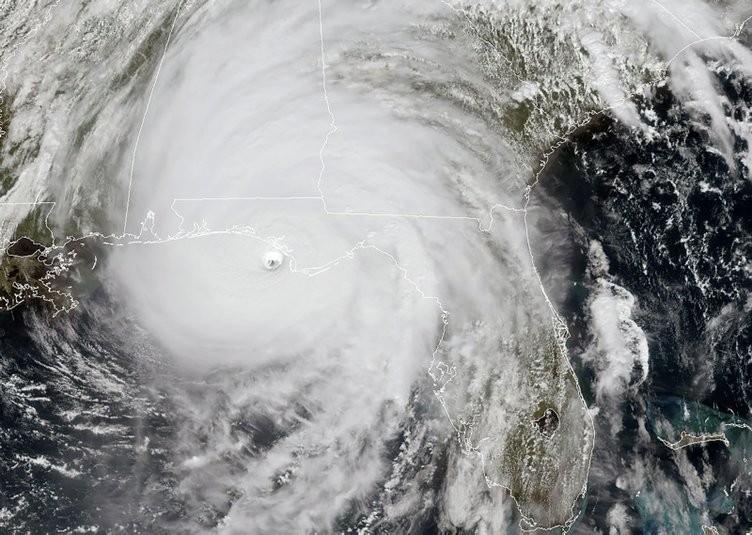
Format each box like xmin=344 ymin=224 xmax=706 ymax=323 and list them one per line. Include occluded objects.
xmin=263 ymin=251 xmax=284 ymax=270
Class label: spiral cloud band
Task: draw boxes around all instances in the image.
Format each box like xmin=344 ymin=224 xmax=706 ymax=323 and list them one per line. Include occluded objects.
xmin=105 ymin=0 xmax=593 ymax=529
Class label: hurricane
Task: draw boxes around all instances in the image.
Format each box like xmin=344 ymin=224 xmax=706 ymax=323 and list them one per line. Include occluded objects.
xmin=1 ymin=0 xmax=752 ymax=533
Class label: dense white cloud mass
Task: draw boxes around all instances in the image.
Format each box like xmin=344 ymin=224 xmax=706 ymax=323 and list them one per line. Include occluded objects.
xmin=104 ymin=2 xmax=593 ymax=529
